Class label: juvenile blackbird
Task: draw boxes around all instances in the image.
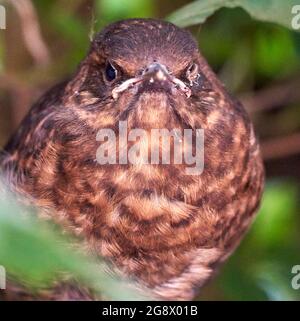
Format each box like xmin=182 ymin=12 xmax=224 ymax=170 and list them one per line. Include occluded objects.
xmin=0 ymin=18 xmax=264 ymax=300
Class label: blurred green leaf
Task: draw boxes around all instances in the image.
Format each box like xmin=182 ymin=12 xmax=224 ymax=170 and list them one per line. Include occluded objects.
xmin=0 ymin=185 xmax=150 ymax=300
xmin=252 ymin=180 xmax=299 ymax=248
xmin=168 ymin=0 xmax=300 ymax=32
xmin=254 ymin=27 xmax=299 ymax=78
xmin=255 ymin=262 xmax=297 ymax=300
xmin=96 ymin=0 xmax=155 ymax=24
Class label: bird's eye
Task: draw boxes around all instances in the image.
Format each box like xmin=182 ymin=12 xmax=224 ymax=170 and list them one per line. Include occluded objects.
xmin=105 ymin=62 xmax=118 ymax=82
xmin=186 ymin=63 xmax=199 ymax=84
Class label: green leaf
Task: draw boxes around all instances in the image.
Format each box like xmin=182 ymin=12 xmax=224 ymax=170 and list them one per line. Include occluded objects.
xmin=0 ymin=185 xmax=151 ymax=300
xmin=254 ymin=27 xmax=299 ymax=77
xmin=168 ymin=0 xmax=300 ymax=32
xmin=255 ymin=262 xmax=298 ymax=301
xmin=252 ymin=181 xmax=299 ymax=248
xmin=96 ymin=0 xmax=154 ymax=22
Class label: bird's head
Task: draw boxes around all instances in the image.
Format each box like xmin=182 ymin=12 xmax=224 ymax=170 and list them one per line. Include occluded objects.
xmin=64 ymin=18 xmax=219 ymax=130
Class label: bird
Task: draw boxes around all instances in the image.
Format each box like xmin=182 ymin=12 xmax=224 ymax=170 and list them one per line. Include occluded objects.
xmin=0 ymin=18 xmax=264 ymax=300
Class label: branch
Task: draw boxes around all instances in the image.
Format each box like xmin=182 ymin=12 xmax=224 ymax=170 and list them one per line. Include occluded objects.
xmin=261 ymin=133 xmax=300 ymax=160
xmin=9 ymin=0 xmax=51 ymax=66
xmin=239 ymin=75 xmax=300 ymax=112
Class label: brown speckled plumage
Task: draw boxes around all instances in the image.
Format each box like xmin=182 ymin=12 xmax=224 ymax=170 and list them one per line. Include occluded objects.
xmin=0 ymin=18 xmax=264 ymax=300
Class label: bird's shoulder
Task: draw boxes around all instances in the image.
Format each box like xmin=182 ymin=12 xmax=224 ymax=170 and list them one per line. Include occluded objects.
xmin=2 ymin=80 xmax=69 ymax=154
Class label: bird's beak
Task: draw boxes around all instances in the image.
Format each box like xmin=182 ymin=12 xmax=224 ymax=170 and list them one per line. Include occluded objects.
xmin=140 ymin=62 xmax=191 ymax=98
xmin=112 ymin=62 xmax=191 ymax=99
xmin=141 ymin=62 xmax=170 ymax=83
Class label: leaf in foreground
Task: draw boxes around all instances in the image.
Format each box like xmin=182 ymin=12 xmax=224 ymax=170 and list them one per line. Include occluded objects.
xmin=168 ymin=0 xmax=300 ymax=32
xmin=0 ymin=187 xmax=149 ymax=300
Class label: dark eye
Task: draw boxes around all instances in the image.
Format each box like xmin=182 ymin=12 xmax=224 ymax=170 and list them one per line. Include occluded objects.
xmin=105 ymin=62 xmax=117 ymax=82
xmin=186 ymin=63 xmax=199 ymax=83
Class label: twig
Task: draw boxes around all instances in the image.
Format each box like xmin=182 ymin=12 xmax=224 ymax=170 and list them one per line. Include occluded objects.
xmin=239 ymin=75 xmax=300 ymax=112
xmin=261 ymin=133 xmax=300 ymax=160
xmin=0 ymin=74 xmax=37 ymax=128
xmin=9 ymin=0 xmax=51 ymax=66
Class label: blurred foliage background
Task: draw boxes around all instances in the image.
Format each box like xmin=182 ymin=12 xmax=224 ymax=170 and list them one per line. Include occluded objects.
xmin=0 ymin=0 xmax=300 ymax=300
